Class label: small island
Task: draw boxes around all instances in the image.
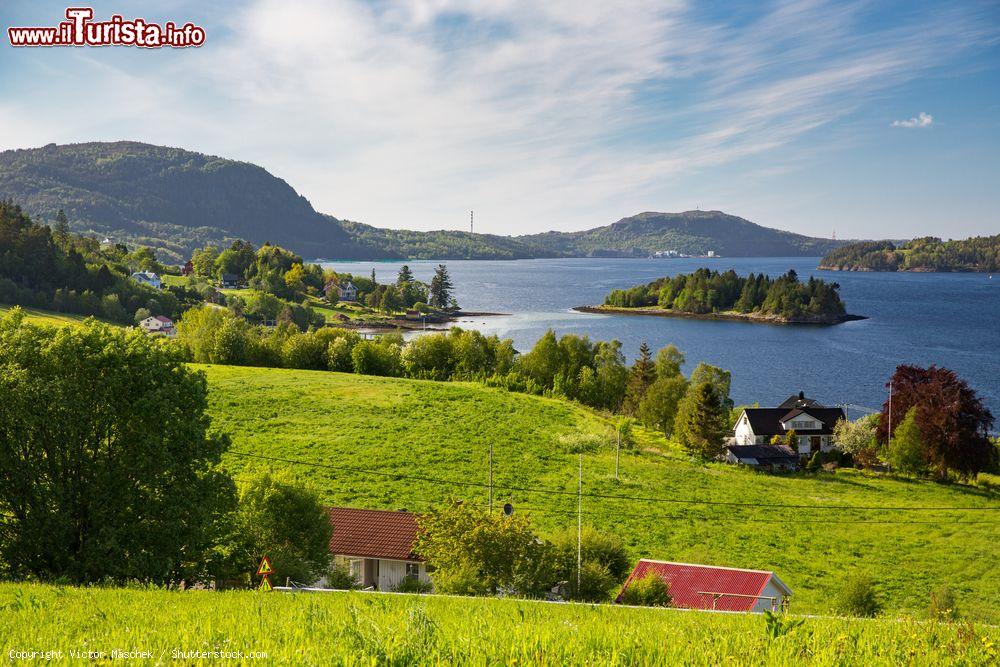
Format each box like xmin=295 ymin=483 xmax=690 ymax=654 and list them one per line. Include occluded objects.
xmin=819 ymin=235 xmax=1000 ymax=272
xmin=576 ymin=268 xmax=864 ymax=325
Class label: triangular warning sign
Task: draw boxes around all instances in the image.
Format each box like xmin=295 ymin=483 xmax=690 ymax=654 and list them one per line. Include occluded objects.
xmin=257 ymin=556 xmax=273 ymax=576
xmin=259 ymin=575 xmax=272 ymax=592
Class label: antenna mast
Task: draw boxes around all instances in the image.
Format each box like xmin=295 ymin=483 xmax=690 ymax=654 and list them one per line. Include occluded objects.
xmin=470 ymin=210 xmax=474 ymax=234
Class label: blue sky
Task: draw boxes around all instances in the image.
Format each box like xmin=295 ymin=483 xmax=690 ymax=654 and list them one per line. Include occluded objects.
xmin=1 ymin=0 xmax=998 ymax=238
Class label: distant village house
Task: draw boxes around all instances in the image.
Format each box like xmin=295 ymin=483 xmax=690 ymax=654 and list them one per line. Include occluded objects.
xmin=138 ymin=315 xmax=175 ymax=338
xmin=324 ymin=280 xmax=359 ymax=302
xmin=181 ymin=260 xmax=194 ymax=276
xmin=319 ymin=507 xmax=430 ymax=591
xmin=617 ymin=560 xmax=792 ymax=613
xmin=725 ymin=444 xmax=799 ymax=471
xmin=220 ymin=273 xmax=243 ymax=289
xmin=130 ymin=271 xmax=162 ymax=290
xmin=734 ymin=392 xmax=845 ymax=455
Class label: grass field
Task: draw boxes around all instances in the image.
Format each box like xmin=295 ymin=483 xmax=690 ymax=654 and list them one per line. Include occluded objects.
xmin=0 ymin=303 xmax=107 ymax=327
xmin=2 ymin=584 xmax=996 ymax=665
xmin=201 ymin=365 xmax=1000 ymax=622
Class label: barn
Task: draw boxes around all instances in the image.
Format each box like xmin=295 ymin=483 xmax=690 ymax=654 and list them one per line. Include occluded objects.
xmin=617 ymin=559 xmax=792 ymax=613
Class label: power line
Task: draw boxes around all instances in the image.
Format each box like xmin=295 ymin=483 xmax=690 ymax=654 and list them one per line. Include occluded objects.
xmin=227 ymin=450 xmax=1000 ymax=514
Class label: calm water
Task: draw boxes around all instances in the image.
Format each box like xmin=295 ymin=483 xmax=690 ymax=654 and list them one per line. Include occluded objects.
xmin=320 ymin=257 xmax=1000 ymax=417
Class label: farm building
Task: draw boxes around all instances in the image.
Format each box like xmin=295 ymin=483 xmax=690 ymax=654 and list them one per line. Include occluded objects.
xmin=617 ymin=560 xmax=792 ymax=613
xmin=220 ymin=273 xmax=243 ymax=289
xmin=725 ymin=444 xmax=799 ymax=470
xmin=733 ymin=391 xmax=845 ymax=454
xmin=319 ymin=507 xmax=430 ymax=592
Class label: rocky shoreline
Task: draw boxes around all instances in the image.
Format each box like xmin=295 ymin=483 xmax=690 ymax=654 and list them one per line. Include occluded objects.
xmin=342 ymin=310 xmax=509 ymax=332
xmin=573 ymin=305 xmax=867 ymax=326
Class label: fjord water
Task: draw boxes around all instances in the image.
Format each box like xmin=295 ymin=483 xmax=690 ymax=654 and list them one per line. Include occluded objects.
xmin=321 ymin=257 xmax=1000 ymax=417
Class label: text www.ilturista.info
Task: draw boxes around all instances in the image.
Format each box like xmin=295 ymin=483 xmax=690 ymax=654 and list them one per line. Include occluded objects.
xmin=8 ymin=7 xmax=205 ymax=48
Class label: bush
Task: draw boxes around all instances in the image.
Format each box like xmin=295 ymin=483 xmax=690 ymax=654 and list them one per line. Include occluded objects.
xmin=806 ymin=451 xmax=824 ymax=472
xmin=620 ymin=572 xmax=672 ymax=607
xmin=928 ymin=586 xmax=960 ymax=621
xmin=395 ymin=577 xmax=433 ymax=594
xmin=324 ymin=562 xmax=358 ymax=590
xmin=558 ymin=432 xmax=608 ymax=454
xmin=549 ymin=526 xmax=631 ymax=602
xmin=835 ymin=574 xmax=882 ymax=617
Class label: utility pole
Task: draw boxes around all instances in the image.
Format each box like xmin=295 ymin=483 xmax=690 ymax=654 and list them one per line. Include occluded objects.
xmin=577 ymin=454 xmax=583 ymax=593
xmin=488 ymin=441 xmax=494 ymax=513
xmin=470 ymin=210 xmax=474 ymax=234
xmin=887 ymin=381 xmax=893 ymax=450
xmin=615 ymin=425 xmax=621 ymax=480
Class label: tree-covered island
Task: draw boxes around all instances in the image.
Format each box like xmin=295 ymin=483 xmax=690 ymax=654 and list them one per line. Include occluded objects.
xmin=578 ymin=268 xmax=861 ymax=324
xmin=819 ymin=235 xmax=1000 ymax=272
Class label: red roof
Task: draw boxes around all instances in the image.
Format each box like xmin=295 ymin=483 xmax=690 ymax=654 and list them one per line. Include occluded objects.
xmin=327 ymin=507 xmax=421 ymax=561
xmin=617 ymin=559 xmax=790 ymax=612
xmin=154 ymin=315 xmax=173 ymax=324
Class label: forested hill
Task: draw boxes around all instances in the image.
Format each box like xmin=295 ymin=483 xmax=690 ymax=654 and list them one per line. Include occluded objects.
xmin=0 ymin=142 xmax=367 ymax=263
xmin=519 ymin=211 xmax=846 ymax=258
xmin=1 ymin=142 xmax=847 ymax=262
xmin=819 ymin=236 xmax=1000 ymax=272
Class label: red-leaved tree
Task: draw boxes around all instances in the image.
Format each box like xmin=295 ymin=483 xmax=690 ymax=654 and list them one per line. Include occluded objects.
xmin=878 ymin=365 xmax=996 ymax=479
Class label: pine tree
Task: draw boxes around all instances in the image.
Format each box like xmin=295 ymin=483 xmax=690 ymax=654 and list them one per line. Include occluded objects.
xmin=397 ymin=265 xmax=414 ymax=285
xmin=622 ymin=341 xmax=656 ymax=415
xmin=370 ymin=268 xmax=377 ymax=285
xmin=674 ymin=381 xmax=729 ymax=459
xmin=429 ymin=264 xmax=454 ymax=309
xmin=54 ymin=209 xmax=69 ymax=238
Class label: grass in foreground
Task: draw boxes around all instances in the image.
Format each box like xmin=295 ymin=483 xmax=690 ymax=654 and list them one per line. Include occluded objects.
xmin=202 ymin=365 xmax=1000 ymax=622
xmin=1 ymin=584 xmax=996 ymax=665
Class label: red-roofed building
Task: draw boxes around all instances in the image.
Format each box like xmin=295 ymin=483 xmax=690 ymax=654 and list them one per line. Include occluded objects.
xmin=617 ymin=559 xmax=792 ymax=613
xmin=321 ymin=506 xmax=430 ymax=591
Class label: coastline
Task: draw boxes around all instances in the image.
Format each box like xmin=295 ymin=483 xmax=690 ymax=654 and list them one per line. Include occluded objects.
xmin=573 ymin=305 xmax=867 ymax=326
xmin=819 ymin=264 xmax=994 ymax=273
xmin=339 ymin=310 xmax=509 ymax=332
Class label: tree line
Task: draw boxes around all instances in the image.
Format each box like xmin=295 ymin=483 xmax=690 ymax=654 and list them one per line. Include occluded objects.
xmin=820 ymin=235 xmax=1000 ymax=272
xmin=603 ymin=268 xmax=846 ymax=320
xmin=0 ymin=201 xmax=201 ymax=323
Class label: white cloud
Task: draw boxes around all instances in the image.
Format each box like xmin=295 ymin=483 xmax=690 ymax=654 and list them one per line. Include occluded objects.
xmin=891 ymin=112 xmax=934 ymax=128
xmin=0 ymin=1 xmax=993 ymax=235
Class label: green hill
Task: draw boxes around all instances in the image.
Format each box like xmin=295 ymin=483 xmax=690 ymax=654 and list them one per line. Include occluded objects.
xmin=521 ymin=211 xmax=845 ymax=258
xmin=1 ymin=142 xmax=849 ymax=262
xmin=0 ymin=142 xmax=366 ymax=263
xmin=202 ymin=364 xmax=1000 ymax=621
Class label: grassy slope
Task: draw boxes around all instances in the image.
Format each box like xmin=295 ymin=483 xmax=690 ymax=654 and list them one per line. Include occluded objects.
xmin=202 ymin=365 xmax=1000 ymax=621
xmin=0 ymin=303 xmax=109 ymax=327
xmin=2 ymin=584 xmax=996 ymax=665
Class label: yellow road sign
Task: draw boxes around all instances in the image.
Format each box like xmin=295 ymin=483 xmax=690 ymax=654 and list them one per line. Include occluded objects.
xmin=259 ymin=575 xmax=272 ymax=592
xmin=256 ymin=556 xmax=273 ymax=576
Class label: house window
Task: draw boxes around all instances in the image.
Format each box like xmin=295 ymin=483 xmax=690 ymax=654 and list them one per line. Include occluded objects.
xmin=405 ymin=562 xmax=420 ymax=580
xmin=348 ymin=558 xmax=363 ymax=583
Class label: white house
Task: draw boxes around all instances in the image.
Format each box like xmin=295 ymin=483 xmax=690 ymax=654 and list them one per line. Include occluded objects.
xmin=734 ymin=392 xmax=845 ymax=455
xmin=337 ymin=281 xmax=359 ymax=302
xmin=130 ymin=271 xmax=162 ymax=289
xmin=138 ymin=315 xmax=175 ymax=337
xmin=318 ymin=506 xmax=430 ymax=592
xmin=617 ymin=560 xmax=792 ymax=613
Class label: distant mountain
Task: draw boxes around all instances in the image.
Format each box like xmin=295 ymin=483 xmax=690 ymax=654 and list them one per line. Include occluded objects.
xmin=0 ymin=142 xmax=847 ymax=262
xmin=0 ymin=142 xmax=365 ymax=262
xmin=519 ymin=211 xmax=845 ymax=258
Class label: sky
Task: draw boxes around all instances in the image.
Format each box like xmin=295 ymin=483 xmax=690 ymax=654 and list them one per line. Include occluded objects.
xmin=1 ymin=0 xmax=998 ymax=239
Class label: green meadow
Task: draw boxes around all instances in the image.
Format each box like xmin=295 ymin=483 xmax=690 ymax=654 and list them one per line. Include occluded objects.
xmin=202 ymin=365 xmax=1000 ymax=621
xmin=0 ymin=303 xmax=105 ymax=328
xmin=2 ymin=584 xmax=996 ymax=665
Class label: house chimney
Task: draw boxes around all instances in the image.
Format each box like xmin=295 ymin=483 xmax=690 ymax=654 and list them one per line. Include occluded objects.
xmin=798 ymin=391 xmax=805 ymax=400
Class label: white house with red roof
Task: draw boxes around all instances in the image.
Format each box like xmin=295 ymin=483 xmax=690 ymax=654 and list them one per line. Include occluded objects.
xmin=138 ymin=315 xmax=175 ymax=338
xmin=320 ymin=506 xmax=430 ymax=591
xmin=616 ymin=559 xmax=792 ymax=613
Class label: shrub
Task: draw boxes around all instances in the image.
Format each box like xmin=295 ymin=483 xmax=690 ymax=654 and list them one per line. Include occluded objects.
xmin=395 ymin=577 xmax=433 ymax=594
xmin=806 ymin=451 xmax=824 ymax=472
xmin=620 ymin=572 xmax=672 ymax=607
xmin=558 ymin=432 xmax=608 ymax=454
xmin=835 ymin=574 xmax=882 ymax=617
xmin=928 ymin=586 xmax=960 ymax=621
xmin=549 ymin=526 xmax=631 ymax=602
xmin=324 ymin=563 xmax=358 ymax=590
